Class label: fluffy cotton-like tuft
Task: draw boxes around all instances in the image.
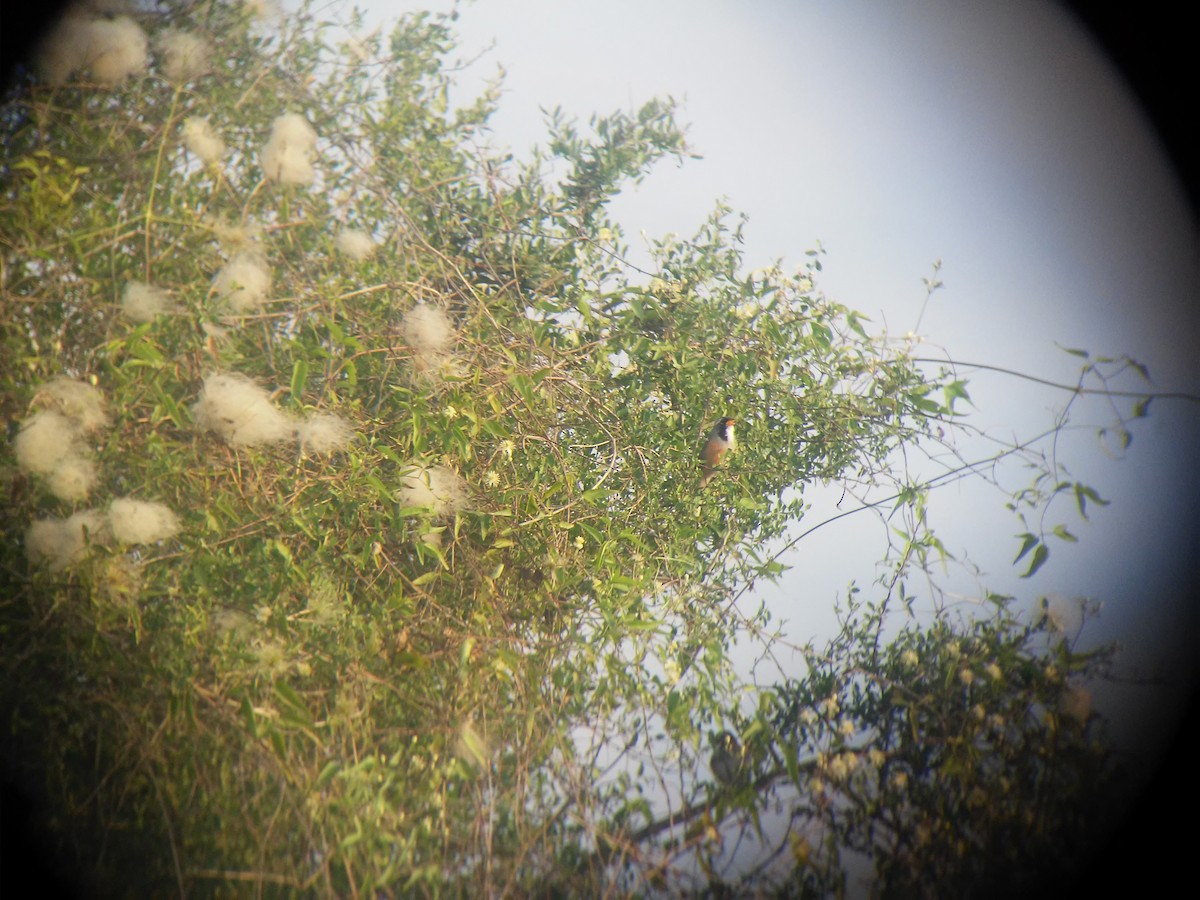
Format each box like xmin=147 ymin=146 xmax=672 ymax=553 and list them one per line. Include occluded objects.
xmin=398 ymin=464 xmax=468 ymax=516
xmin=402 ymin=305 xmax=454 ymax=352
xmin=261 ymin=113 xmax=318 ymax=186
xmin=108 ymin=498 xmax=181 ymax=544
xmin=213 ymin=251 xmax=272 ymax=312
xmin=36 ymin=377 xmax=109 ymax=433
xmin=121 ymin=281 xmax=176 ymax=322
xmin=296 ymin=413 xmax=355 ymax=455
xmin=14 ymin=410 xmax=79 ymax=476
xmin=402 ymin=305 xmax=458 ymax=380
xmin=26 ymin=510 xmax=110 ymax=572
xmin=193 ymin=373 xmax=295 ymax=447
xmin=335 ymin=229 xmax=376 ymax=261
xmin=46 ymin=455 xmax=99 ymax=502
xmin=86 ymin=16 xmax=150 ymax=84
xmin=208 ymin=218 xmax=262 ymax=249
xmin=182 ymin=117 xmax=225 ymax=166
xmin=157 ymin=30 xmax=211 ymax=82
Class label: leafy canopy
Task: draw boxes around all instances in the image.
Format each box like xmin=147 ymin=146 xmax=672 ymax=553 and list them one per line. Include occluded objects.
xmin=0 ymin=2 xmax=1146 ymax=896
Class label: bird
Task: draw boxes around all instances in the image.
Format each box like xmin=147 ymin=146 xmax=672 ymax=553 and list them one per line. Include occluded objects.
xmin=710 ymin=731 xmax=744 ymax=785
xmin=700 ymin=417 xmax=736 ymax=487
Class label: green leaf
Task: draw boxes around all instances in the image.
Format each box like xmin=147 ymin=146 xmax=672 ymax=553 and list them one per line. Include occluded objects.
xmin=1012 ymin=533 xmax=1038 ymax=565
xmin=942 ymin=380 xmax=972 ymax=412
xmin=1073 ymin=483 xmax=1109 ymax=519
xmin=314 ymin=761 xmax=341 ymax=789
xmin=1051 ymin=524 xmax=1078 ymax=543
xmin=1020 ymin=543 xmax=1049 ymax=578
xmin=274 ymin=681 xmax=315 ymax=731
xmin=291 ymin=357 xmax=309 ymax=401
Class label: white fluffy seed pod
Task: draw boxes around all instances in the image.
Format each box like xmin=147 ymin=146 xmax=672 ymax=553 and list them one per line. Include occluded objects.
xmin=25 ymin=510 xmax=110 ymax=572
xmin=335 ymin=228 xmax=376 ymax=261
xmin=86 ymin=16 xmax=150 ymax=84
xmin=213 ymin=251 xmax=272 ymax=312
xmin=193 ymin=373 xmax=295 ymax=447
xmin=261 ymin=113 xmax=318 ymax=186
xmin=397 ymin=464 xmax=468 ymax=516
xmin=14 ymin=410 xmax=80 ymax=477
xmin=182 ymin=117 xmax=225 ymax=167
xmin=35 ymin=377 xmax=110 ymax=433
xmin=296 ymin=413 xmax=355 ymax=455
xmin=108 ymin=498 xmax=181 ymax=544
xmin=46 ymin=454 xmax=99 ymax=502
xmin=121 ymin=281 xmax=177 ymax=322
xmin=157 ymin=30 xmax=212 ymax=82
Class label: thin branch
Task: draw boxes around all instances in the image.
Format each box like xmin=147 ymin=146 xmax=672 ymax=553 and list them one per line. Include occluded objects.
xmin=910 ymin=356 xmax=1200 ymax=404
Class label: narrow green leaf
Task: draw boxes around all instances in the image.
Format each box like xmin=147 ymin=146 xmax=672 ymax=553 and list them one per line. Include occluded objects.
xmin=1020 ymin=543 xmax=1049 ymax=578
xmin=1012 ymin=533 xmax=1038 ymax=565
xmin=290 ymin=358 xmax=309 ymax=401
xmin=1051 ymin=524 xmax=1078 ymax=543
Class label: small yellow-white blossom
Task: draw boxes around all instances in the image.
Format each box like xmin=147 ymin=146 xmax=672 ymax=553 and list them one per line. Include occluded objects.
xmin=838 ymin=719 xmax=855 ymax=739
xmin=984 ymin=661 xmax=1003 ymax=681
xmin=901 ymin=649 xmax=919 ymax=667
xmin=958 ymin=668 xmax=975 ymax=686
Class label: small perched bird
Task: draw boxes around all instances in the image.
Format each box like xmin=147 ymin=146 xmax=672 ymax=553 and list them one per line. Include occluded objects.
xmin=700 ymin=417 xmax=737 ymax=487
xmin=710 ymin=731 xmax=744 ymax=785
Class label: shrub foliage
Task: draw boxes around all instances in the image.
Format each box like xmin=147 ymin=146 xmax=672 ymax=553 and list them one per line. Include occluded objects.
xmin=1 ymin=2 xmax=1136 ymax=895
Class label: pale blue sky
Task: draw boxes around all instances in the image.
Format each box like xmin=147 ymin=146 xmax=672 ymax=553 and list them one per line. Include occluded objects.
xmin=352 ymin=0 xmax=1198 ymax=754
